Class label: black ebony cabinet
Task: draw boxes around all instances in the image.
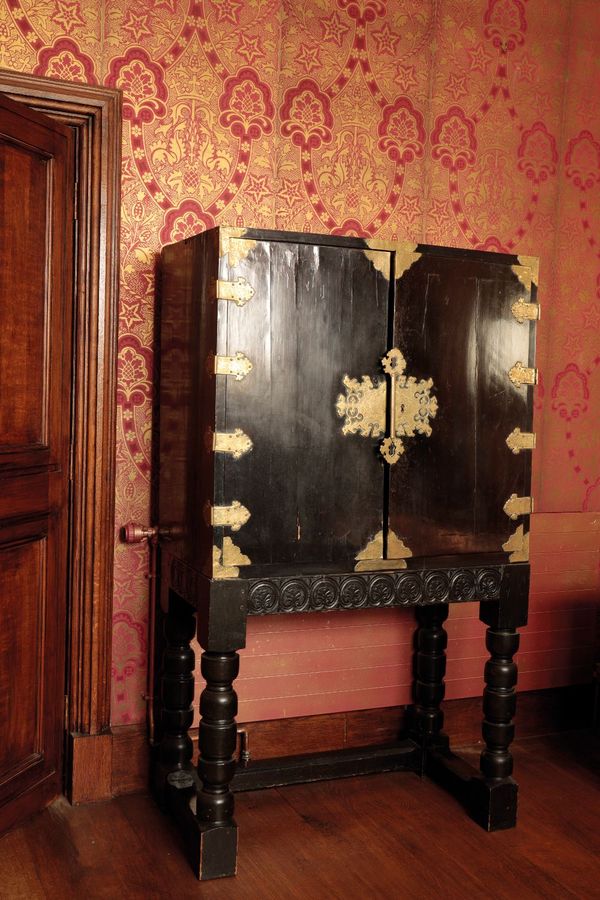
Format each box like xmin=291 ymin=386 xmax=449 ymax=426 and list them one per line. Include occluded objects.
xmin=155 ymin=227 xmax=538 ymax=880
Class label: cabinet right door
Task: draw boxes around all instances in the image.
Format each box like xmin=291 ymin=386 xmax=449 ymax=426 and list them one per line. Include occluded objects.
xmin=387 ymin=246 xmax=537 ymax=565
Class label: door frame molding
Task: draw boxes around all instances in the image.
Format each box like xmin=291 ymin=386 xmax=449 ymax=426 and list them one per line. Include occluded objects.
xmin=0 ymin=69 xmax=121 ymax=797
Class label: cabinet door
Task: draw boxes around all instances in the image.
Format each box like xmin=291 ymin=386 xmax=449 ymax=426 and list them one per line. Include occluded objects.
xmin=387 ymin=247 xmax=536 ymax=564
xmin=215 ymin=234 xmax=391 ymax=574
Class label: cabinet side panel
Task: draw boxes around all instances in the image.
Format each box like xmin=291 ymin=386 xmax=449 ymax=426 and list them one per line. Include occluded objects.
xmin=159 ymin=233 xmax=217 ymax=575
xmin=158 ymin=239 xmax=192 ymax=564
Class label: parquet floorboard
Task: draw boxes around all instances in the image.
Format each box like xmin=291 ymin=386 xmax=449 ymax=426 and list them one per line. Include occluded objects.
xmin=0 ymin=732 xmax=598 ymax=899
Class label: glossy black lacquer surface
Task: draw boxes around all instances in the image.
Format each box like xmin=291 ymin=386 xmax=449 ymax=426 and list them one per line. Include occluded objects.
xmin=389 ymin=247 xmax=535 ymax=558
xmin=216 ymin=237 xmax=390 ymax=570
xmin=158 ymin=228 xmax=536 ymax=581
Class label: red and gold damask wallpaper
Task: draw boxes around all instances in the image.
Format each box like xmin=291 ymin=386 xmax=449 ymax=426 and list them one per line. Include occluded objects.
xmin=2 ymin=0 xmax=598 ymax=725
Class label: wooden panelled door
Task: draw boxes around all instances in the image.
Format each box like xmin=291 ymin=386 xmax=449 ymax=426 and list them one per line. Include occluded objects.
xmin=0 ymin=92 xmax=74 ymax=831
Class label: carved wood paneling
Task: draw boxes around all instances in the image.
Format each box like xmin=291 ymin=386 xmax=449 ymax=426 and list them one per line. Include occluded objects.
xmin=0 ymin=71 xmax=121 ymax=739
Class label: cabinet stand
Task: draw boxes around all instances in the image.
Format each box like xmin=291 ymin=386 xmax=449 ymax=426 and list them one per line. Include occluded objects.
xmin=152 ymin=561 xmax=528 ymax=880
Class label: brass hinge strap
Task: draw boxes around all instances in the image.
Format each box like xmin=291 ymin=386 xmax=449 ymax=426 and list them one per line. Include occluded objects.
xmin=214 ymin=352 xmax=253 ymax=381
xmin=213 ymin=429 xmax=253 ymax=459
xmin=511 ymin=298 xmax=540 ymax=323
xmin=216 ymin=277 xmax=255 ymax=306
xmin=503 ymin=494 xmax=534 ymax=520
xmin=210 ymin=501 xmax=251 ymax=531
xmin=506 ymin=428 xmax=536 ymax=454
xmin=508 ymin=362 xmax=538 ymax=388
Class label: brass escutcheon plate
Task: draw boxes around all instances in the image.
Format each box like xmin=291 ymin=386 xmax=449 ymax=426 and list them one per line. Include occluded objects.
xmin=337 ymin=348 xmax=437 ymax=464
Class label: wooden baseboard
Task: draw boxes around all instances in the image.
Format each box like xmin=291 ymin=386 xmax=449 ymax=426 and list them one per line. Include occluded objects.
xmin=69 ymin=683 xmax=594 ymax=802
xmin=235 ymin=682 xmax=594 ymax=762
xmin=67 ymin=727 xmax=149 ymax=803
xmin=68 ymin=732 xmax=113 ymax=804
xmin=111 ymin=724 xmax=151 ymax=797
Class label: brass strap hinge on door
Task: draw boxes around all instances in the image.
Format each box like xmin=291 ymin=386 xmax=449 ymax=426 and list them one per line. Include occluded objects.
xmin=511 ymin=297 xmax=540 ymax=323
xmin=210 ymin=501 xmax=251 ymax=531
xmin=211 ymin=293 xmax=254 ymax=575
xmin=212 ymin=428 xmax=254 ymax=459
xmin=216 ymin=277 xmax=255 ymax=307
xmin=336 ymin=347 xmax=437 ymax=464
xmin=214 ymin=351 xmax=253 ymax=380
xmin=503 ymin=494 xmax=534 ymax=520
xmin=505 ymin=428 xmax=536 ymax=454
xmin=508 ymin=361 xmax=538 ymax=388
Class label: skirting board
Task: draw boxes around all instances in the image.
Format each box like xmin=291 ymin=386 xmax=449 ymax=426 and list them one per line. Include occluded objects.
xmin=69 ymin=683 xmax=593 ymax=803
xmin=68 ymin=728 xmax=149 ymax=804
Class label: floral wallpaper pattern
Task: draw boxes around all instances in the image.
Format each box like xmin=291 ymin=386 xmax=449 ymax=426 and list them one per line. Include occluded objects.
xmin=1 ymin=0 xmax=598 ymax=724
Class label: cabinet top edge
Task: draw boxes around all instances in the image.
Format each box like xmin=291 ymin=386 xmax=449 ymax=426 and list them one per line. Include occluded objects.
xmin=161 ymin=225 xmax=539 ymax=269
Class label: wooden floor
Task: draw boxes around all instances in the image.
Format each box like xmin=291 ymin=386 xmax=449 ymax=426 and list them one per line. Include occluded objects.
xmin=1 ymin=732 xmax=599 ymax=899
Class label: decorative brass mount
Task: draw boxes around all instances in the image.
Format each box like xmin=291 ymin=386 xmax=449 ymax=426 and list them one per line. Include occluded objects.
xmin=502 ymin=524 xmax=529 ymax=562
xmin=503 ymin=494 xmax=534 ymax=520
xmin=210 ymin=501 xmax=251 ymax=531
xmin=508 ymin=361 xmax=538 ymax=388
xmin=512 ymin=256 xmax=539 ymax=291
xmin=216 ymin=277 xmax=254 ymax=306
xmin=363 ymin=241 xmax=421 ymax=280
xmin=336 ymin=348 xmax=437 ymax=464
xmin=213 ymin=538 xmax=251 ymax=579
xmin=213 ymin=429 xmax=253 ymax=459
xmin=511 ymin=297 xmax=540 ymax=323
xmin=354 ymin=529 xmax=413 ymax=571
xmin=336 ymin=376 xmax=386 ymax=439
xmin=218 ymin=227 xmax=257 ymax=268
xmin=214 ymin=352 xmax=253 ymax=381
xmin=506 ymin=428 xmax=536 ymax=454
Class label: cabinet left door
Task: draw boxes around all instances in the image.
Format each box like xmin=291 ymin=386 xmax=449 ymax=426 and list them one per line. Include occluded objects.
xmin=0 ymin=93 xmax=74 ymax=832
xmin=216 ymin=232 xmax=392 ymax=576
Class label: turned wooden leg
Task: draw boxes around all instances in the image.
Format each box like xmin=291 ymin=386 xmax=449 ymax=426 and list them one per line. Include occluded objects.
xmin=481 ymin=627 xmax=519 ymax=781
xmin=153 ymin=591 xmax=196 ymax=801
xmin=194 ymin=650 xmax=240 ymax=879
xmin=470 ymin=608 xmax=522 ymax=830
xmin=423 ymin=571 xmax=528 ymax=831
xmin=411 ymin=604 xmax=450 ymax=764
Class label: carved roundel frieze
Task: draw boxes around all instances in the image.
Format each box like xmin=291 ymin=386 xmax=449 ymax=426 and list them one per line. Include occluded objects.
xmin=310 ymin=577 xmax=339 ymax=611
xmin=369 ymin=574 xmax=395 ymax=606
xmin=280 ymin=578 xmax=310 ymax=613
xmin=244 ymin=565 xmax=507 ymax=616
xmin=424 ymin=571 xmax=450 ymax=604
xmin=451 ymin=569 xmax=477 ymax=602
xmin=396 ymin=572 xmax=422 ymax=605
xmin=340 ymin=576 xmax=368 ymax=609
xmin=477 ymin=568 xmax=502 ymax=600
xmin=248 ymin=581 xmax=278 ymax=614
